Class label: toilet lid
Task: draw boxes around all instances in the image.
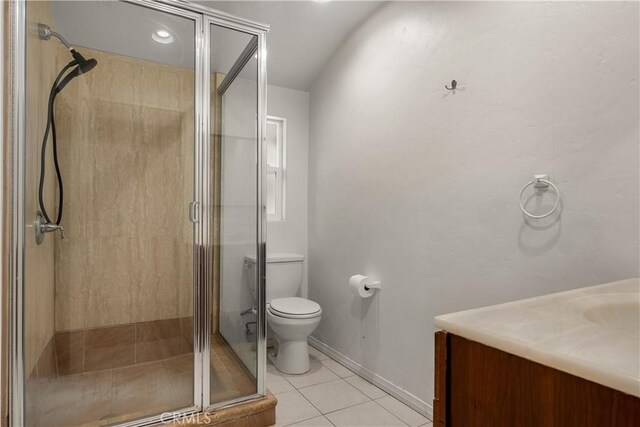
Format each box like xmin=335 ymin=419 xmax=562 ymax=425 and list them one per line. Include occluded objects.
xmin=270 ymin=297 xmax=321 ymax=317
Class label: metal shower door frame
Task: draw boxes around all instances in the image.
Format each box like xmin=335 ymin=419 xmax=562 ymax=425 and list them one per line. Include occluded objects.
xmin=200 ymin=10 xmax=268 ymax=411
xmin=8 ymin=0 xmax=269 ymax=425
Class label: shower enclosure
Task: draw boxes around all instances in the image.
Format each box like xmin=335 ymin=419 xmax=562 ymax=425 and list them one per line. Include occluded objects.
xmin=7 ymin=0 xmax=268 ymax=425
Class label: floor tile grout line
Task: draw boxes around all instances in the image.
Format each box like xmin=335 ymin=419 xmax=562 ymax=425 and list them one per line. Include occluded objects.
xmin=283 ymin=412 xmax=336 ymax=427
xmin=327 ymin=402 xmax=393 ymax=426
xmin=369 ymin=398 xmax=411 ymax=427
xmin=294 ymin=378 xmax=377 ymax=418
xmin=271 ymin=384 xmax=326 ymax=415
xmin=284 ymin=374 xmax=340 ymax=390
xmin=280 ymin=373 xmax=297 ymax=389
xmin=268 ymin=371 xmax=297 ymax=393
xmin=296 ymin=378 xmax=364 ymax=400
xmin=291 ymin=379 xmax=372 ymax=423
xmin=343 ymin=375 xmax=388 ymax=400
xmin=374 ymin=395 xmax=432 ymax=424
xmin=296 ymin=382 xmax=331 ymax=416
xmin=295 ymin=376 xmax=349 ymax=392
xmin=278 ymin=387 xmax=326 ymax=426
xmin=317 ymin=358 xmax=357 ymax=379
xmin=319 ymin=398 xmax=382 ymax=417
xmin=267 ymin=361 xmax=298 ymax=390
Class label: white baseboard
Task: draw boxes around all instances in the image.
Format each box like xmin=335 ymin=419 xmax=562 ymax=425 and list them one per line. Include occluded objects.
xmin=308 ymin=336 xmax=433 ymax=420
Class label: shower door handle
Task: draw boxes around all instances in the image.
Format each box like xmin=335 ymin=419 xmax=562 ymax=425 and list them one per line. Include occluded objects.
xmin=189 ymin=201 xmax=200 ymax=223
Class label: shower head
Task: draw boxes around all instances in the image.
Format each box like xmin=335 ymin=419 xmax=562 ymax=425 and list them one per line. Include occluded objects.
xmin=70 ymin=49 xmax=98 ymax=75
xmin=38 ymin=23 xmax=98 ymax=78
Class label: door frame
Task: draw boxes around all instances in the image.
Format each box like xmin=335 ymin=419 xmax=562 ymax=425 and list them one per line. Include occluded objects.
xmin=6 ymin=0 xmax=268 ymax=425
xmin=201 ymin=12 xmax=268 ymax=411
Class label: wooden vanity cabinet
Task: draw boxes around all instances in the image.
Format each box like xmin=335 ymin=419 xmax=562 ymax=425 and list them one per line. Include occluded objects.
xmin=433 ymin=331 xmax=640 ymax=426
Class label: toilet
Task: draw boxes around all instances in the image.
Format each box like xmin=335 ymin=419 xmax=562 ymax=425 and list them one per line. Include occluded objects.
xmin=244 ymin=253 xmax=321 ymax=374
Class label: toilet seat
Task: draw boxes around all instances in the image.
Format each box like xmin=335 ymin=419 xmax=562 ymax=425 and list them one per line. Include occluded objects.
xmin=269 ymin=297 xmax=321 ymax=319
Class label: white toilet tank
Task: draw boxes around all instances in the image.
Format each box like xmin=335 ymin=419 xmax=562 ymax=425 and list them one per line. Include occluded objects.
xmin=244 ymin=253 xmax=304 ymax=303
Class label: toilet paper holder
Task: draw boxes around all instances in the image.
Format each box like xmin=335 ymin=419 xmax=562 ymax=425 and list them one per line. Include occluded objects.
xmin=350 ymin=274 xmax=382 ymax=298
xmin=364 ymin=281 xmax=382 ymax=291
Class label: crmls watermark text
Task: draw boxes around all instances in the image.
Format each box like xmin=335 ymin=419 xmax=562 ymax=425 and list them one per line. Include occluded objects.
xmin=160 ymin=412 xmax=213 ymax=425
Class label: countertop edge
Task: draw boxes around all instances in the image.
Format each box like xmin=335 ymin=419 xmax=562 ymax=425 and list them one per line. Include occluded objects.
xmin=434 ymin=317 xmax=640 ymax=398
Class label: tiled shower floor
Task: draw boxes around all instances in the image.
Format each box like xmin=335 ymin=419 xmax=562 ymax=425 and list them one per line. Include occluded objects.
xmin=268 ymin=346 xmax=432 ymax=427
xmin=25 ymin=335 xmax=255 ymax=427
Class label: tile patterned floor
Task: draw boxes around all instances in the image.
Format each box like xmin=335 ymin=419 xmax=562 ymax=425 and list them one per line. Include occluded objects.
xmin=268 ymin=346 xmax=432 ymax=427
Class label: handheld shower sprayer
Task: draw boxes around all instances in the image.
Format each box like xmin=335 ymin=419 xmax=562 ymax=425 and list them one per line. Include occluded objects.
xmin=37 ymin=23 xmax=98 ymax=85
xmin=35 ymin=23 xmax=98 ymax=244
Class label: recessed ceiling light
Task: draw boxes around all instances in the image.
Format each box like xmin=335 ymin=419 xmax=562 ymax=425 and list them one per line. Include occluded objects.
xmin=152 ymin=29 xmax=174 ymax=44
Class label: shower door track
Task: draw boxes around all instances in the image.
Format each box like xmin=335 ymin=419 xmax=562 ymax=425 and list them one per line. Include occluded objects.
xmin=6 ymin=0 xmax=268 ymax=425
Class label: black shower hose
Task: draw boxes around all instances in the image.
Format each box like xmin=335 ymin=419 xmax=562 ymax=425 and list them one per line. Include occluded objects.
xmin=38 ymin=59 xmax=78 ymax=225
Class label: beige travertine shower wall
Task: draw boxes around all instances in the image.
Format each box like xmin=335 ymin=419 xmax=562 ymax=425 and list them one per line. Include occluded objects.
xmin=54 ymin=48 xmax=195 ymax=331
xmin=24 ymin=0 xmax=62 ymax=376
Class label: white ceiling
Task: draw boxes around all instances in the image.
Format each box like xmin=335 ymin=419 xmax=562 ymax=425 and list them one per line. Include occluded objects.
xmin=51 ymin=2 xmax=198 ymax=69
xmin=49 ymin=0 xmax=384 ymax=91
xmin=203 ymin=1 xmax=384 ymax=90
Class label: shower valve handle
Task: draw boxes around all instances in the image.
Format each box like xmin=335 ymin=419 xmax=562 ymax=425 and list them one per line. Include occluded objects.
xmin=40 ymin=222 xmax=65 ymax=241
xmin=35 ymin=212 xmax=65 ymax=244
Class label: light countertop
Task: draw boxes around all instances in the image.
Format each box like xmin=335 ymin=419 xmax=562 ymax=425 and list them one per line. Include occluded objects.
xmin=434 ymin=278 xmax=640 ymax=397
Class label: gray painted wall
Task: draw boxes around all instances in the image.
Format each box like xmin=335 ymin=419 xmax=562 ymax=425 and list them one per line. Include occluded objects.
xmin=308 ymin=1 xmax=639 ymax=410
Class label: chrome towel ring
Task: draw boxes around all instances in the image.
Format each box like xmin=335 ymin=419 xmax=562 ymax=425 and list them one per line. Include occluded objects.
xmin=519 ymin=174 xmax=560 ymax=219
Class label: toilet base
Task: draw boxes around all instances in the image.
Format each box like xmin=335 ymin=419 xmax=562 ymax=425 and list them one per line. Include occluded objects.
xmin=274 ymin=340 xmax=310 ymax=374
xmin=267 ymin=306 xmax=322 ymax=375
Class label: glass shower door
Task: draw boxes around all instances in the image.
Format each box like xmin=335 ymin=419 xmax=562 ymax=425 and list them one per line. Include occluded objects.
xmin=209 ymin=22 xmax=264 ymax=405
xmin=21 ymin=1 xmax=199 ymax=425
